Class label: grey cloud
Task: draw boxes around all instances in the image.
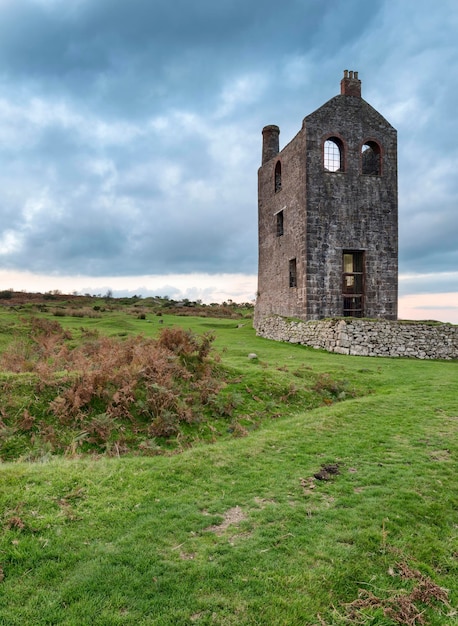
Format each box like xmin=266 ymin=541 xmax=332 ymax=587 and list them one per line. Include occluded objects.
xmin=0 ymin=0 xmax=456 ymax=290
xmin=0 ymin=0 xmax=376 ymax=116
xmin=399 ymin=272 xmax=458 ymax=297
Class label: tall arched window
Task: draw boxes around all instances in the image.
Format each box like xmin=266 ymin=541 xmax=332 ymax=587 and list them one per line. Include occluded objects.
xmin=324 ymin=137 xmax=344 ymax=172
xmin=274 ymin=160 xmax=282 ymax=192
xmin=361 ymin=141 xmax=381 ymax=175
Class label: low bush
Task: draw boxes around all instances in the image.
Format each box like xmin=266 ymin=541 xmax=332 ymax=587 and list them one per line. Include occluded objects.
xmin=0 ymin=321 xmax=224 ymax=458
xmin=0 ymin=316 xmax=366 ymax=461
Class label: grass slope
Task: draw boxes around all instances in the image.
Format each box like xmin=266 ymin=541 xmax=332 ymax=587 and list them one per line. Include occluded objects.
xmin=0 ymin=311 xmax=370 ymax=458
xmin=0 ymin=309 xmax=457 ymax=624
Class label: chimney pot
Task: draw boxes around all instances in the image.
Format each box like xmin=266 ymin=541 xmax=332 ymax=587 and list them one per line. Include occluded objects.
xmin=340 ymin=69 xmax=361 ymax=98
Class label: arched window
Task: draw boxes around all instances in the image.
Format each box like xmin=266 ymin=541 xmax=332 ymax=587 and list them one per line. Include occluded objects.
xmin=324 ymin=137 xmax=344 ymax=172
xmin=274 ymin=160 xmax=282 ymax=192
xmin=361 ymin=141 xmax=381 ymax=175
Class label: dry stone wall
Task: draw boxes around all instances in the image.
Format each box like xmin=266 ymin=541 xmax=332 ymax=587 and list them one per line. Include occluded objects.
xmin=255 ymin=316 xmax=458 ymax=360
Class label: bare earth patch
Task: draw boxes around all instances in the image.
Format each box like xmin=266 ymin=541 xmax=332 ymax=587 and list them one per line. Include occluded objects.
xmin=205 ymin=506 xmax=247 ymax=535
xmin=429 ymin=449 xmax=451 ymax=461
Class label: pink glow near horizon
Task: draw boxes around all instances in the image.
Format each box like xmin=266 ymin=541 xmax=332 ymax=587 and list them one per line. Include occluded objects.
xmin=1 ymin=271 xmax=457 ymax=324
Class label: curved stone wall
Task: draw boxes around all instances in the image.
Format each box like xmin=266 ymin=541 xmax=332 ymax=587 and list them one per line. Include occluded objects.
xmin=255 ymin=316 xmax=458 ymax=360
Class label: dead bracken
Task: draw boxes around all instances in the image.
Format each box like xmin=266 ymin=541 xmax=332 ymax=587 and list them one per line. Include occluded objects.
xmin=344 ymin=562 xmax=451 ymax=625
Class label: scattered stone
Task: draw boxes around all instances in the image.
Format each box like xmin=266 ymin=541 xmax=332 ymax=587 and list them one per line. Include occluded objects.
xmin=323 ymin=463 xmax=340 ymax=475
xmin=247 ymin=353 xmax=258 ymax=359
xmin=314 ymin=463 xmax=340 ymax=481
xmin=314 ymin=470 xmax=331 ymax=481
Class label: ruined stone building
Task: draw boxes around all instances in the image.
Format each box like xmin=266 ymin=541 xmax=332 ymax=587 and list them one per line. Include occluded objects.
xmin=255 ymin=71 xmax=398 ymax=327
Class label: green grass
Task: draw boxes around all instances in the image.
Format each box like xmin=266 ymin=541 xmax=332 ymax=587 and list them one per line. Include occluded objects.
xmin=0 ymin=303 xmax=457 ymax=624
xmin=0 ymin=311 xmax=370 ymax=458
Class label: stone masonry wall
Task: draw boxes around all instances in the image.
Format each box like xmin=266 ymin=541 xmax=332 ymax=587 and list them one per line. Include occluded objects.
xmin=303 ymin=95 xmax=398 ymax=320
xmin=257 ymin=126 xmax=308 ymax=321
xmin=256 ymin=73 xmax=398 ymax=324
xmin=255 ymin=316 xmax=458 ymax=360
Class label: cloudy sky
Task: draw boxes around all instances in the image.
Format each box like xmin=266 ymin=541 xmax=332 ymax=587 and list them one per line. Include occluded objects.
xmin=0 ymin=0 xmax=457 ymax=321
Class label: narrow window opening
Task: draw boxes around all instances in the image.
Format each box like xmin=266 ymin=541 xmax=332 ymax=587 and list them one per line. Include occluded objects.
xmin=361 ymin=141 xmax=381 ymax=175
xmin=342 ymin=251 xmax=364 ymax=317
xmin=276 ymin=210 xmax=284 ymax=236
xmin=289 ymin=258 xmax=297 ymax=288
xmin=274 ymin=161 xmax=282 ymax=192
xmin=324 ymin=138 xmax=343 ymax=172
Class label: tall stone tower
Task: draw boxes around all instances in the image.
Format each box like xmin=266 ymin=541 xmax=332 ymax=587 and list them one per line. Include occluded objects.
xmin=254 ymin=71 xmax=398 ymax=327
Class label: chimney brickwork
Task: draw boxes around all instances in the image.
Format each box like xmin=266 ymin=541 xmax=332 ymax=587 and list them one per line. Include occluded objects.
xmin=340 ymin=69 xmax=362 ymax=97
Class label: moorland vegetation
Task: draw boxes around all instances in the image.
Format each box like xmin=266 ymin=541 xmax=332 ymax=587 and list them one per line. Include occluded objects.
xmin=0 ymin=292 xmax=456 ymax=625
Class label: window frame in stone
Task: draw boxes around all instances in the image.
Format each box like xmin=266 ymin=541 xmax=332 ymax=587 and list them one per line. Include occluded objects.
xmin=323 ymin=136 xmax=345 ymax=172
xmin=289 ymin=258 xmax=297 ymax=288
xmin=361 ymin=140 xmax=381 ymax=175
xmin=274 ymin=160 xmax=282 ymax=192
xmin=342 ymin=250 xmax=365 ymax=317
xmin=276 ymin=210 xmax=284 ymax=237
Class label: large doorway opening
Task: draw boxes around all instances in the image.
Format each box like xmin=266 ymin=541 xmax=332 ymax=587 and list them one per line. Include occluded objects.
xmin=342 ymin=251 xmax=364 ymax=317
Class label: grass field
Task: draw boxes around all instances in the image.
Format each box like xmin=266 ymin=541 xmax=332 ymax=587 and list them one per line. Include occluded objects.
xmin=0 ymin=300 xmax=457 ymax=624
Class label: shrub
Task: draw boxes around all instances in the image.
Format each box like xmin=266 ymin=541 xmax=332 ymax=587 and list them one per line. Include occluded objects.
xmin=0 ymin=320 xmax=223 ymax=457
xmin=158 ymin=327 xmax=215 ymax=370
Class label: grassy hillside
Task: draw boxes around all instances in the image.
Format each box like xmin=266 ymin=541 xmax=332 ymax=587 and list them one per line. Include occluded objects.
xmin=0 ymin=298 xmax=457 ymax=624
xmin=0 ymin=302 xmax=369 ymax=460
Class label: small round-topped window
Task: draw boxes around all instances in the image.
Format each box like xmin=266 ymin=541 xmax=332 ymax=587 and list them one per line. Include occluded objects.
xmin=324 ymin=137 xmax=344 ymax=172
xmin=361 ymin=141 xmax=381 ymax=175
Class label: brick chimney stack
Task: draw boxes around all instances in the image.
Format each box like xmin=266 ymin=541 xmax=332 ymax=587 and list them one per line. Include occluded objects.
xmin=340 ymin=69 xmax=361 ymax=97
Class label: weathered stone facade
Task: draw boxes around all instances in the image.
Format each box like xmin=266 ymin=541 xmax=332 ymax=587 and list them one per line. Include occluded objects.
xmin=256 ymin=317 xmax=458 ymax=360
xmin=255 ymin=71 xmax=398 ymax=328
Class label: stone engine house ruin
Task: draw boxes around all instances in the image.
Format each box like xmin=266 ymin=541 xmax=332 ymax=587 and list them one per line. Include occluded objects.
xmin=255 ymin=71 xmax=398 ymax=327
